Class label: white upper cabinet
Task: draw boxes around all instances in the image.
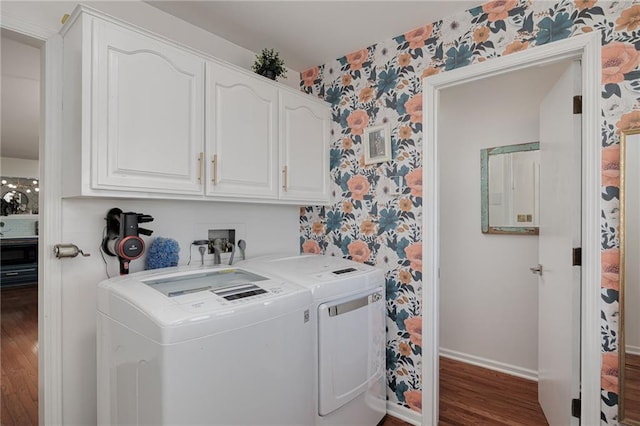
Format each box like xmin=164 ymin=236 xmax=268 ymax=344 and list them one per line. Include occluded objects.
xmin=61 ymin=6 xmax=329 ymax=205
xmin=279 ymin=92 xmax=330 ymax=204
xmin=206 ymin=62 xmax=278 ymax=199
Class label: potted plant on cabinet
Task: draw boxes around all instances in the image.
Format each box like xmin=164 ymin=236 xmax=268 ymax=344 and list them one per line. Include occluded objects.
xmin=252 ymin=48 xmax=287 ymax=81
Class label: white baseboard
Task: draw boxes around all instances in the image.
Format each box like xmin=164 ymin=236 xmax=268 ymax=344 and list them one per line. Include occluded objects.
xmin=439 ymin=348 xmax=538 ymax=382
xmin=386 ymin=401 xmax=421 ymax=425
xmin=627 ymin=345 xmax=640 ymax=356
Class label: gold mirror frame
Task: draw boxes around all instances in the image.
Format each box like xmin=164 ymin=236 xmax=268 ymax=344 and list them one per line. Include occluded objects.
xmin=620 ymin=128 xmax=640 ymax=426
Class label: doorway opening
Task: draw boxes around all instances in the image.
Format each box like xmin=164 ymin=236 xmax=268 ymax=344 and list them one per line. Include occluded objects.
xmin=437 ymin=59 xmax=577 ymax=424
xmin=0 ymin=28 xmax=44 ymax=426
xmin=422 ymin=32 xmax=602 ymax=426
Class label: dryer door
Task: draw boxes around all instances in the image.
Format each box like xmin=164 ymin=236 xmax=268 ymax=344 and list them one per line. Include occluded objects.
xmin=317 ymin=287 xmax=385 ymax=416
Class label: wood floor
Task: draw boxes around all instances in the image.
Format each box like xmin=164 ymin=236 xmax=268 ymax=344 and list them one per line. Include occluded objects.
xmin=623 ymin=353 xmax=640 ymax=423
xmin=439 ymin=357 xmax=547 ymax=425
xmin=1 ymin=285 xmax=547 ymax=426
xmin=383 ymin=358 xmax=547 ymax=426
xmin=1 ymin=284 xmax=38 ymax=426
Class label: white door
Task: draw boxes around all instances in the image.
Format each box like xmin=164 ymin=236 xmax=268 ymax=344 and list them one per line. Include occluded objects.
xmin=537 ymin=60 xmax=581 ymax=425
xmin=206 ymin=62 xmax=278 ymax=199
xmin=93 ymin=20 xmax=205 ymax=194
xmin=279 ymin=91 xmax=330 ymax=204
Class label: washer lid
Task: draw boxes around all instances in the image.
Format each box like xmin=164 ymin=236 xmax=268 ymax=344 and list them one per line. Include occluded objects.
xmin=143 ymin=268 xmax=269 ymax=298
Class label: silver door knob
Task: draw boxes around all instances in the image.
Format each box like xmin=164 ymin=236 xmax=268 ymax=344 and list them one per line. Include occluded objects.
xmin=529 ymin=264 xmax=543 ymax=275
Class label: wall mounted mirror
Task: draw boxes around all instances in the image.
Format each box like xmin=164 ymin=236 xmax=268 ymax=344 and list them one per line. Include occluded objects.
xmin=620 ymin=129 xmax=640 ymax=426
xmin=480 ymin=142 xmax=539 ymax=235
xmin=0 ymin=177 xmax=40 ymax=215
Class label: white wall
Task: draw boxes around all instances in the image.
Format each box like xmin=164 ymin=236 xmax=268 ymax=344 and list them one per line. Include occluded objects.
xmin=438 ymin=62 xmax=569 ymax=377
xmin=2 ymin=2 xmax=303 ymax=424
xmin=1 ymin=157 xmax=39 ymax=178
xmin=625 ymin=135 xmax=640 ymax=354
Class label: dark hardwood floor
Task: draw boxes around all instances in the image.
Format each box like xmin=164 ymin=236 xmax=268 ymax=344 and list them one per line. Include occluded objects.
xmin=1 ymin=285 xmax=547 ymax=426
xmin=624 ymin=352 xmax=640 ymax=422
xmin=1 ymin=284 xmax=38 ymax=426
xmin=439 ymin=357 xmax=547 ymax=425
xmin=383 ymin=357 xmax=547 ymax=426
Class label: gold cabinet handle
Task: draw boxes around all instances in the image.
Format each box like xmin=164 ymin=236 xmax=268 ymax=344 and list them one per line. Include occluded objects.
xmin=282 ymin=165 xmax=288 ymax=191
xmin=211 ymin=154 xmax=218 ymax=185
xmin=198 ymin=152 xmax=204 ymax=182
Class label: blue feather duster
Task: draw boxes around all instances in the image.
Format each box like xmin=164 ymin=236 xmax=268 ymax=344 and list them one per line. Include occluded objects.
xmin=146 ymin=237 xmax=180 ymax=270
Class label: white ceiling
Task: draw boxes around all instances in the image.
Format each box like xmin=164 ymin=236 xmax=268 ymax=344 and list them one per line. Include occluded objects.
xmin=146 ymin=1 xmax=478 ymax=71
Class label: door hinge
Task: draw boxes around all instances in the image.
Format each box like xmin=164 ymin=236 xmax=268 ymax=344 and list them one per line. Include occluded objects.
xmin=572 ymin=247 xmax=582 ymax=266
xmin=571 ymin=397 xmax=581 ymax=418
xmin=573 ymin=95 xmax=582 ymax=114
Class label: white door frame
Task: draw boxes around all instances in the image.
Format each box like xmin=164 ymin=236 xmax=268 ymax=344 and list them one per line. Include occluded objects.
xmin=0 ymin=12 xmax=64 ymax=426
xmin=422 ymin=32 xmax=602 ymax=425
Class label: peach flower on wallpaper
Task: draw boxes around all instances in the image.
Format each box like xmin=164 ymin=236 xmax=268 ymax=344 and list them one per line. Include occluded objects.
xmin=602 ymin=248 xmax=620 ymax=291
xmin=345 ymin=48 xmax=369 ymax=71
xmin=601 ymin=352 xmax=619 ymax=394
xmin=359 ymin=86 xmax=375 ymax=103
xmin=482 ymin=0 xmax=518 ymax=22
xmin=405 ymin=168 xmax=423 ymax=197
xmin=302 ymin=240 xmax=321 ymax=254
xmin=399 ymin=198 xmax=413 ymax=212
xmin=399 ymin=269 xmax=412 ymax=284
xmin=504 ymin=40 xmax=529 ymax=56
xmin=360 ymin=220 xmax=377 ymax=236
xmin=398 ymin=341 xmax=412 ymax=357
xmin=404 ymin=25 xmax=433 ymax=49
xmin=616 ymin=110 xmax=640 ymax=134
xmin=601 ymin=144 xmax=620 ymax=187
xmin=398 ymin=53 xmax=412 ymax=67
xmin=311 ymin=221 xmax=325 ymax=235
xmin=404 ymin=390 xmax=422 ymax=413
xmin=421 ymin=66 xmax=440 ymax=79
xmin=616 ymin=5 xmax=640 ymax=32
xmin=473 ymin=26 xmax=490 ymax=44
xmin=404 ymin=242 xmax=422 ymax=273
xmin=404 ymin=316 xmax=422 ymax=347
xmin=348 ymin=240 xmax=371 ymax=263
xmin=404 ymin=94 xmax=423 ymax=124
xmin=574 ymin=0 xmax=596 ymax=10
xmin=347 ymin=175 xmax=371 ymax=200
xmin=601 ymin=41 xmax=640 ymax=85
xmin=346 ymin=109 xmax=370 ymax=135
xmin=301 ymin=67 xmax=319 ymax=88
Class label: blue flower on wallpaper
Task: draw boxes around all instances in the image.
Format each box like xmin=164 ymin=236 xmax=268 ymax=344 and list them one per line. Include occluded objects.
xmin=377 ymin=67 xmax=399 ymax=95
xmin=326 ymin=210 xmax=343 ymax=232
xmin=378 ymin=208 xmax=400 ymax=233
xmin=325 ymin=86 xmax=341 ymax=105
xmin=536 ymin=12 xmax=573 ymax=45
xmin=444 ymin=44 xmax=472 ymax=70
xmin=330 ymin=148 xmax=342 ymax=170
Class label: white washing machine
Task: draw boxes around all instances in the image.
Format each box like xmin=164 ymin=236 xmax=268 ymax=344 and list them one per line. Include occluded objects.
xmin=97 ymin=266 xmax=315 ymax=425
xmin=246 ymin=254 xmax=387 ymax=426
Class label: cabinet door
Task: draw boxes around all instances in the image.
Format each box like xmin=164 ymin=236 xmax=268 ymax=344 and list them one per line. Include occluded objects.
xmin=279 ymin=91 xmax=330 ymax=204
xmin=92 ymin=20 xmax=205 ymax=194
xmin=206 ymin=62 xmax=278 ymax=199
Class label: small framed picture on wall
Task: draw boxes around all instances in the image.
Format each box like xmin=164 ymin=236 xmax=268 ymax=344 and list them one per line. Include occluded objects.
xmin=363 ymin=124 xmax=391 ymax=165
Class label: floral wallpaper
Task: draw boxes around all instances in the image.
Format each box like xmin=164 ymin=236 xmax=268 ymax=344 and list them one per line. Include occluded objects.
xmin=300 ymin=0 xmax=639 ymax=423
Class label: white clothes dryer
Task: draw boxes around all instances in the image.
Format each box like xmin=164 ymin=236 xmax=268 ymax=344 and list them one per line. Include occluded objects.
xmin=97 ymin=266 xmax=314 ymax=425
xmin=246 ymin=254 xmax=386 ymax=426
